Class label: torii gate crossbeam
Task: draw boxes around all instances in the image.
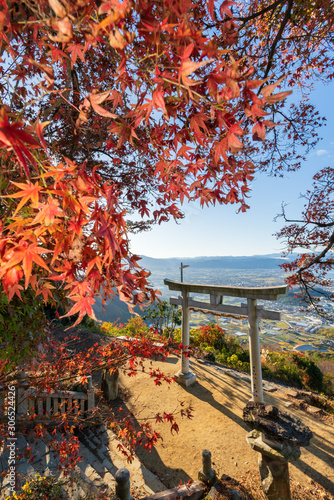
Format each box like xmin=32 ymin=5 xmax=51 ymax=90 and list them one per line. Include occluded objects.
xmin=164 ymin=279 xmax=289 ymax=403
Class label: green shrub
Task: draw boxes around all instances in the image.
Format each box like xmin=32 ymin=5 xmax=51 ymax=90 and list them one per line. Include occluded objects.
xmin=173 ymin=327 xmax=199 ymax=344
xmin=203 ymin=345 xmax=216 ymax=361
xmin=260 ymin=351 xmax=324 ymax=392
xmin=122 ymin=316 xmax=149 ymax=336
xmin=262 ymin=351 xmax=303 ymax=387
xmin=101 ymin=320 xmax=122 ymax=337
xmin=171 ymin=322 xmax=251 ymax=372
xmin=292 ymin=352 xmax=323 ymax=392
xmin=101 ymin=316 xmax=149 ymax=338
xmin=0 ymin=289 xmax=49 ymax=370
xmin=323 ymin=374 xmax=334 ymax=397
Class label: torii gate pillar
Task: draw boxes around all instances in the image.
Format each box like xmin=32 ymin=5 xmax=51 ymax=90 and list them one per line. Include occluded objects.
xmin=247 ymin=298 xmax=263 ymax=403
xmin=175 ymin=290 xmax=197 ymax=386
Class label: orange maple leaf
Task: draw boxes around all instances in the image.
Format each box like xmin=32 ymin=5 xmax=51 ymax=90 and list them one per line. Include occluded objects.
xmin=66 ymin=43 xmax=86 ymax=66
xmin=19 ymin=242 xmax=51 ymax=288
xmin=0 ymin=242 xmax=51 ymax=289
xmin=252 ymin=122 xmax=266 ymax=141
xmin=30 ymin=198 xmax=64 ymax=226
xmin=4 ymin=181 xmax=43 ymax=216
xmin=8 ymin=283 xmax=23 ymax=301
xmin=89 ymin=91 xmax=118 ymax=119
xmin=23 ymin=244 xmax=51 ymax=288
xmin=96 ymin=214 xmax=120 ymax=256
xmin=179 ymin=58 xmax=214 ymax=87
xmin=36 ymin=282 xmax=56 ymax=304
xmin=63 ymin=295 xmax=97 ymax=327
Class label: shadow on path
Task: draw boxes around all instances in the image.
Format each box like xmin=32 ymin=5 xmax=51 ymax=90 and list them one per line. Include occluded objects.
xmin=293 ymin=458 xmax=334 ymax=494
xmin=109 ymin=396 xmax=191 ymax=490
xmin=183 ymin=380 xmax=250 ymax=431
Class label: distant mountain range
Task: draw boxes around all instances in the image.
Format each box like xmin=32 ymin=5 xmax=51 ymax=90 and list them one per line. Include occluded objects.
xmin=139 ymin=253 xmax=293 ymax=271
xmin=93 ymin=253 xmax=294 ymax=324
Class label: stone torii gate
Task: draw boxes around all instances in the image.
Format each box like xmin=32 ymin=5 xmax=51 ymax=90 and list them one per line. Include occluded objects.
xmin=164 ymin=279 xmax=288 ymax=403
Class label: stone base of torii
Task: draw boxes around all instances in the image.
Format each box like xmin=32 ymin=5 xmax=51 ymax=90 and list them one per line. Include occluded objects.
xmin=164 ymin=279 xmax=288 ymax=402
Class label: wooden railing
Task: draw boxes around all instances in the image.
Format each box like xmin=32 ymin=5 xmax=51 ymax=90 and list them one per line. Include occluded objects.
xmin=0 ymin=376 xmax=95 ymax=420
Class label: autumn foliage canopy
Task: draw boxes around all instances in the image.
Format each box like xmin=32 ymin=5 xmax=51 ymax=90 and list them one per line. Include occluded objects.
xmin=0 ymin=0 xmax=296 ymax=333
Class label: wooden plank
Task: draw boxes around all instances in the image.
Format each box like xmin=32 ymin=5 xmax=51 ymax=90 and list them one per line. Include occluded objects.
xmin=45 ymin=391 xmax=87 ymax=399
xmin=170 ymin=298 xmax=281 ymax=320
xmin=87 ymin=390 xmax=94 ymax=412
xmin=165 ymin=279 xmax=288 ymax=300
xmin=46 ymin=397 xmax=51 ymax=415
xmin=17 ymin=388 xmax=28 ymax=415
xmin=37 ymin=399 xmax=43 ymax=416
xmin=28 ymin=398 xmax=35 ymax=414
xmin=60 ymin=399 xmax=65 ymax=414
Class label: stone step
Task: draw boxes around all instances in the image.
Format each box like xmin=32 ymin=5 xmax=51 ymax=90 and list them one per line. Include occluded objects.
xmin=60 ymin=477 xmax=87 ymax=500
xmin=64 ymin=465 xmax=109 ymax=499
xmin=0 ymin=446 xmax=10 ymax=475
xmin=286 ymin=389 xmax=299 ymax=398
xmin=263 ymin=384 xmax=277 ymax=393
xmin=0 ymin=434 xmax=34 ymax=496
xmin=90 ymin=425 xmax=167 ymax=494
xmin=76 ymin=442 xmax=106 ymax=477
xmin=306 ymin=405 xmax=323 ymax=415
xmin=0 ymin=424 xmax=166 ymax=499
xmin=103 ymin=470 xmax=116 ymax=489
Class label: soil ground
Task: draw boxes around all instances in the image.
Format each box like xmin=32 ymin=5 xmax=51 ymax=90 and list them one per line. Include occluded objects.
xmin=51 ymin=326 xmax=334 ymax=498
xmin=118 ymin=356 xmax=334 ymax=496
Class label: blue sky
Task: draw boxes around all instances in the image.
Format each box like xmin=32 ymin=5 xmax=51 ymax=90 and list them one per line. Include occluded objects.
xmin=130 ymin=82 xmax=334 ymax=258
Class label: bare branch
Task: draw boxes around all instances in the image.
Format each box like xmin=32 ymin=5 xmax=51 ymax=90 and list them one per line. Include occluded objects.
xmin=297 ymin=230 xmax=334 ymax=276
xmin=239 ymin=0 xmax=286 ymax=23
xmin=262 ymin=0 xmax=294 ymax=80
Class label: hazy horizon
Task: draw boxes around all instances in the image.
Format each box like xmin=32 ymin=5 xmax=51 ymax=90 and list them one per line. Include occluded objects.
xmin=139 ymin=252 xmax=292 ymax=259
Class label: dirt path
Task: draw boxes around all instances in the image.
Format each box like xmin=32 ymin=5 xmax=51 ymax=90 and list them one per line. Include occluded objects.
xmin=118 ymin=355 xmax=334 ymax=495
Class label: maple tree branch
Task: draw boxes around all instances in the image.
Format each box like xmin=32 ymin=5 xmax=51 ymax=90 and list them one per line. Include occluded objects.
xmin=239 ymin=0 xmax=286 ymax=23
xmin=278 ymin=200 xmax=334 ymax=228
xmin=295 ymin=274 xmax=334 ymax=322
xmin=262 ymin=0 xmax=294 ymax=80
xmin=202 ymin=0 xmax=285 ymax=28
xmin=274 ymin=107 xmax=307 ymax=144
xmin=282 ymin=218 xmax=334 ymax=228
xmin=160 ymin=76 xmax=229 ymax=119
xmin=278 ymin=204 xmax=334 ymax=227
xmin=297 ymin=230 xmax=334 ymax=276
xmin=41 ymin=60 xmax=73 ymax=121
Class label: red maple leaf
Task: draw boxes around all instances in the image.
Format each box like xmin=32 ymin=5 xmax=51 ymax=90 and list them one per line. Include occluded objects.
xmin=0 ymin=109 xmax=40 ymax=176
